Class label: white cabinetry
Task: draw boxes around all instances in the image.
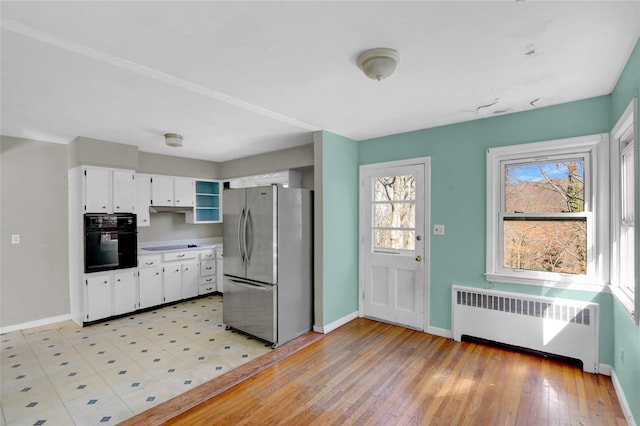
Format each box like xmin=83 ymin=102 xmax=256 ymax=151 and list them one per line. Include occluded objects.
xmin=150 ymin=175 xmax=195 ymax=207
xmin=135 ymin=174 xmax=152 ymax=227
xmin=182 ymin=261 xmax=199 ymax=299
xmin=162 ymin=250 xmax=198 ymax=302
xmin=151 ymin=175 xmax=174 ymax=206
xmin=114 ymin=270 xmax=137 ymax=316
xmin=83 ymin=166 xmax=135 ymax=213
xmin=84 ymin=268 xmax=138 ymax=321
xmin=163 ymin=264 xmax=183 ymax=303
xmin=138 ymin=255 xmax=163 ymax=309
xmin=198 ymin=249 xmax=217 ymax=295
xmin=85 ymin=274 xmax=112 ymax=321
xmin=174 ymin=178 xmax=195 ymax=207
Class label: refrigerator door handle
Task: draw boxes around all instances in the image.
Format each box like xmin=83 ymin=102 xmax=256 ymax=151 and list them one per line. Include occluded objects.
xmin=238 ymin=207 xmax=246 ymax=264
xmin=245 ymin=208 xmax=252 ymax=263
xmin=228 ymin=278 xmax=269 ymax=290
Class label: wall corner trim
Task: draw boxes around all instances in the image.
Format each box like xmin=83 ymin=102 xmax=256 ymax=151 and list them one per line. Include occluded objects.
xmin=0 ymin=314 xmax=72 ymax=334
xmin=315 ymin=311 xmax=359 ymax=334
xmin=611 ymin=367 xmax=637 ymax=426
xmin=427 ymin=326 xmax=453 ymax=339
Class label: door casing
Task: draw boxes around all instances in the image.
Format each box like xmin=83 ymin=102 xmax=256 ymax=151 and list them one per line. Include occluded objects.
xmin=358 ymin=157 xmax=431 ymax=331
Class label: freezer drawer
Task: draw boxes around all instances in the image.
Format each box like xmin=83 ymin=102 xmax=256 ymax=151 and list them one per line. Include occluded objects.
xmin=223 ymin=276 xmax=276 ymax=344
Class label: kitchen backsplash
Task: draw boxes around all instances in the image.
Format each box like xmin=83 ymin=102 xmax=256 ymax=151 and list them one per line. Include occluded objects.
xmin=137 ymin=213 xmax=223 ymax=242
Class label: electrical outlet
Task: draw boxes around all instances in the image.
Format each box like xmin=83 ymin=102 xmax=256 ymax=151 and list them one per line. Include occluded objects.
xmin=11 ymin=234 xmax=20 ymax=244
xmin=434 ymin=224 xmax=445 ymax=235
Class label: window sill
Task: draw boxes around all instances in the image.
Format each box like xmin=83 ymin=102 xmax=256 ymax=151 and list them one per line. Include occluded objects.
xmin=610 ymin=286 xmax=638 ymax=324
xmin=485 ymin=273 xmax=610 ymax=293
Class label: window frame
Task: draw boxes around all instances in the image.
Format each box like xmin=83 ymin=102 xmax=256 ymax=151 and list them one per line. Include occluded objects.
xmin=486 ymin=134 xmax=609 ymax=289
xmin=610 ymin=98 xmax=638 ymax=324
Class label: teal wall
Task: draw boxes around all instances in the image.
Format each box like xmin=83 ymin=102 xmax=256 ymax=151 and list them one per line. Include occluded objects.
xmin=359 ymin=97 xmax=611 ymax=345
xmin=319 ymin=37 xmax=639 ymax=421
xmin=610 ymin=38 xmax=640 ymax=422
xmin=321 ymin=131 xmax=360 ymax=325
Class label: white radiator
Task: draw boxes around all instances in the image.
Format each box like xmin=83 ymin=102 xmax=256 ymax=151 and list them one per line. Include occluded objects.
xmin=452 ymin=285 xmax=599 ymax=373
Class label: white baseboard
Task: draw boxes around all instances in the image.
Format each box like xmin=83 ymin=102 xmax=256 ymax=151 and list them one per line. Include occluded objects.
xmin=611 ymin=367 xmax=637 ymax=426
xmin=598 ymin=363 xmax=612 ymax=376
xmin=313 ymin=311 xmax=358 ymax=334
xmin=0 ymin=314 xmax=72 ymax=334
xmin=427 ymin=326 xmax=453 ymax=339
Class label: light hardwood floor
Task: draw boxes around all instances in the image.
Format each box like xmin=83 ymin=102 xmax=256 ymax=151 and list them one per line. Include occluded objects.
xmin=123 ymin=318 xmax=626 ymax=425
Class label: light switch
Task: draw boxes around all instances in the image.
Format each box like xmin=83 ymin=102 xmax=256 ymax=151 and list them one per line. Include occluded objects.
xmin=11 ymin=234 xmax=20 ymax=244
xmin=433 ymin=225 xmax=445 ymax=235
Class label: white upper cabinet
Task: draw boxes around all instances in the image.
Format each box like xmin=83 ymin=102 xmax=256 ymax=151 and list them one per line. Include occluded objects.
xmin=112 ymin=170 xmax=136 ymax=213
xmin=150 ymin=175 xmax=194 ymax=207
xmin=84 ymin=167 xmax=110 ymax=213
xmin=151 ymin=175 xmax=174 ymax=206
xmin=84 ymin=166 xmax=135 ymax=213
xmin=174 ymin=177 xmax=195 ymax=207
xmin=135 ymin=174 xmax=152 ymax=227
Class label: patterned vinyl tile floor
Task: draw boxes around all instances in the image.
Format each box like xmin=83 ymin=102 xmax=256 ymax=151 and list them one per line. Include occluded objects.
xmin=0 ymin=295 xmax=271 ymax=426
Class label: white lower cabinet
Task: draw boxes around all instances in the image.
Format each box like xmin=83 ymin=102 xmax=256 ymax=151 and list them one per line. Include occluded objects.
xmin=86 ymin=274 xmax=112 ymax=321
xmin=114 ymin=270 xmax=137 ymax=315
xmin=182 ymin=261 xmax=199 ymax=299
xmin=139 ymin=266 xmax=163 ymax=308
xmin=163 ymin=260 xmax=200 ymax=302
xmin=199 ymin=256 xmax=217 ymax=295
xmin=163 ymin=264 xmax=183 ymax=303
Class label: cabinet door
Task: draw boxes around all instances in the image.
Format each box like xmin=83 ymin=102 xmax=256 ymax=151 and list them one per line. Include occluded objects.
xmin=86 ymin=274 xmax=112 ymax=321
xmin=114 ymin=270 xmax=137 ymax=315
xmin=174 ymin=178 xmax=195 ymax=207
xmin=135 ymin=175 xmax=152 ymax=227
xmin=113 ymin=170 xmax=136 ymax=213
xmin=151 ymin=175 xmax=174 ymax=206
xmin=163 ymin=265 xmax=182 ymax=303
xmin=139 ymin=266 xmax=163 ymax=308
xmin=84 ymin=168 xmax=110 ymax=213
xmin=182 ymin=261 xmax=199 ymax=299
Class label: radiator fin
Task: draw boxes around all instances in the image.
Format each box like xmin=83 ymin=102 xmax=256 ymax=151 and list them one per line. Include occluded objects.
xmin=456 ymin=290 xmax=590 ymax=326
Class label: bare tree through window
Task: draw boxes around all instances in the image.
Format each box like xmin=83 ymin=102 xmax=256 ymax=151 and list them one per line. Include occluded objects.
xmin=503 ymin=160 xmax=587 ymax=274
xmin=373 ymin=175 xmax=416 ymax=251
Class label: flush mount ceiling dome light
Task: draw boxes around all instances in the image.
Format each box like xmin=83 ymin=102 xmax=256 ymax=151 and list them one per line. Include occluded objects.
xmin=357 ymin=48 xmax=400 ymax=81
xmin=164 ymin=133 xmax=183 ymax=147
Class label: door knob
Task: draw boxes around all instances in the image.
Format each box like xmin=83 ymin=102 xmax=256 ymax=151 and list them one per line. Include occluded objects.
xmin=416 ymin=235 xmax=422 ymax=241
xmin=416 ymin=256 xmax=422 ymax=262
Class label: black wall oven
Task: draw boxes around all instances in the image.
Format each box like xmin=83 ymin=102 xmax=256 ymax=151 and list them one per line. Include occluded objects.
xmin=84 ymin=213 xmax=137 ymax=273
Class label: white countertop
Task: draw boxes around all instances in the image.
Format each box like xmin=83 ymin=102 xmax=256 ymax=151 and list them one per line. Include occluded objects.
xmin=138 ymin=237 xmax=222 ymax=255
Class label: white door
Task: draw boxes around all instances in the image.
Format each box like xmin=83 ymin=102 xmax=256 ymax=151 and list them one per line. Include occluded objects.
xmin=360 ymin=158 xmax=430 ymax=330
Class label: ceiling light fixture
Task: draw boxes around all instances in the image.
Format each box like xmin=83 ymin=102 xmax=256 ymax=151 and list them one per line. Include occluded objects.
xmin=357 ymin=48 xmax=400 ymax=81
xmin=164 ymin=133 xmax=183 ymax=147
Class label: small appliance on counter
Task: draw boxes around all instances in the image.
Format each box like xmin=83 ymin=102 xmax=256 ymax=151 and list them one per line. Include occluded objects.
xmin=223 ymin=185 xmax=312 ymax=348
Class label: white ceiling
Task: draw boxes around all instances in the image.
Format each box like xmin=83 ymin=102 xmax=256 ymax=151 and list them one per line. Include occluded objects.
xmin=1 ymin=1 xmax=639 ymax=162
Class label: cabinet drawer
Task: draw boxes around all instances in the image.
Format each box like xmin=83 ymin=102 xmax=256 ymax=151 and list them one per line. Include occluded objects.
xmin=139 ymin=255 xmax=162 ymax=268
xmin=200 ymin=275 xmax=216 ymax=286
xmin=200 ymin=260 xmax=216 ymax=277
xmin=163 ymin=251 xmax=197 ymax=262
xmin=199 ymin=249 xmax=215 ymax=260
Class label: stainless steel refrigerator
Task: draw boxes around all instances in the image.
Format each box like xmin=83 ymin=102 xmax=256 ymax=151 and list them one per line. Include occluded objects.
xmin=222 ymin=185 xmax=313 ymax=348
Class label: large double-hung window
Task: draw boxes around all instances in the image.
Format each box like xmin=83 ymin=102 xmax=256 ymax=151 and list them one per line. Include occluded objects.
xmin=611 ymin=99 xmax=638 ymax=323
xmin=486 ymin=134 xmax=608 ymax=287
